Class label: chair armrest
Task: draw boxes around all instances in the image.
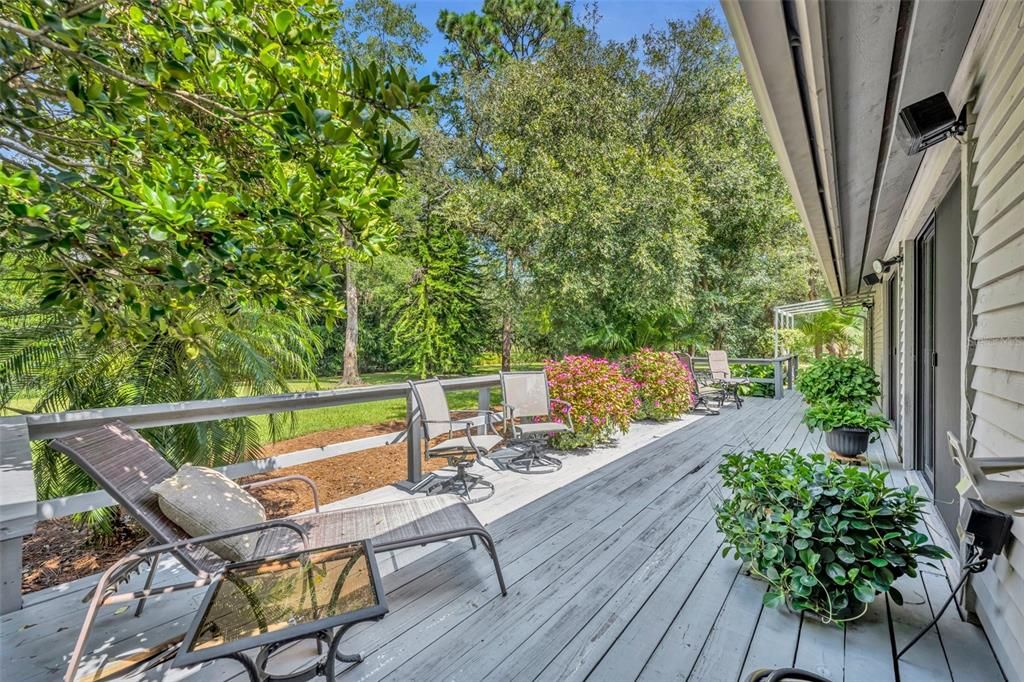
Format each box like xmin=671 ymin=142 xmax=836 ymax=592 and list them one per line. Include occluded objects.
xmin=549 ymin=399 xmax=574 ymax=432
xmin=973 ymin=457 xmax=1024 ymax=475
xmin=127 ymin=518 xmax=311 ymax=563
xmin=241 ymin=475 xmax=320 ymax=513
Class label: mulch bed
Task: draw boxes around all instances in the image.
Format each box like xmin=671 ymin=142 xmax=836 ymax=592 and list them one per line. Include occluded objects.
xmin=21 ymin=420 xmax=450 ymax=593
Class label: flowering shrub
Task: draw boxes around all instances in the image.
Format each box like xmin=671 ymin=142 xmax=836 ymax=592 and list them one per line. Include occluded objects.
xmin=545 ymin=355 xmax=639 ymax=448
xmin=622 ymin=349 xmax=695 ymax=420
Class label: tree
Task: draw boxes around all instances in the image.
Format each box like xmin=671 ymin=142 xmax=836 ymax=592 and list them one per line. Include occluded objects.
xmin=337 ymin=0 xmax=429 ymax=67
xmin=435 ymin=0 xmax=574 ymax=371
xmin=334 ymin=0 xmax=431 ymax=385
xmin=640 ymin=12 xmax=824 ymax=353
xmin=0 ymin=0 xmax=432 ymax=524
xmin=2 ymin=0 xmax=432 ymax=349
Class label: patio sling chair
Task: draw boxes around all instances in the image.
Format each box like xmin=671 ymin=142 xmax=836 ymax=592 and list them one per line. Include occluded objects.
xmin=708 ymin=350 xmax=751 ymax=408
xmin=675 ymin=353 xmax=723 ymax=415
xmin=407 ymin=378 xmax=506 ymax=502
xmin=49 ymin=421 xmax=507 ymax=681
xmin=947 ymin=432 xmax=1024 ymax=515
xmin=498 ymin=370 xmax=571 ymax=474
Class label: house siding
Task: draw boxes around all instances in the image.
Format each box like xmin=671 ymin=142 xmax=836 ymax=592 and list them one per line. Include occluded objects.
xmin=965 ymin=6 xmax=1024 ymax=678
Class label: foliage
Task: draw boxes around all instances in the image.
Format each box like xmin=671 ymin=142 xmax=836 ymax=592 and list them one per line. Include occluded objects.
xmin=803 ymin=401 xmax=890 ymax=440
xmin=796 ymin=355 xmax=881 ymax=406
xmin=715 ymin=450 xmax=949 ymax=623
xmin=1 ymin=302 xmax=318 ymax=531
xmin=1 ymin=0 xmax=433 ymax=349
xmin=390 ymin=218 xmax=487 ymax=378
xmin=795 ymin=308 xmax=864 ymax=359
xmin=544 ymin=355 xmax=639 ymax=448
xmin=337 ymin=0 xmax=429 ymax=67
xmin=438 ymin=0 xmax=573 ymax=74
xmin=622 ymin=349 xmax=695 ymax=421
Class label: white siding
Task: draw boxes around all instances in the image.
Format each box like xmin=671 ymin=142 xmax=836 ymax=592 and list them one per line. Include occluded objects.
xmin=966 ymin=6 xmax=1024 ymax=678
xmin=871 ymin=287 xmax=884 ymax=378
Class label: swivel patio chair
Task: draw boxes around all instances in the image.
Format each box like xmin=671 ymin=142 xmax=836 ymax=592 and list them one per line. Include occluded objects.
xmin=407 ymin=378 xmax=505 ymax=502
xmin=708 ymin=350 xmax=750 ymax=408
xmin=675 ymin=353 xmax=723 ymax=415
xmin=499 ymin=370 xmax=571 ymax=474
xmin=49 ymin=421 xmax=506 ymax=681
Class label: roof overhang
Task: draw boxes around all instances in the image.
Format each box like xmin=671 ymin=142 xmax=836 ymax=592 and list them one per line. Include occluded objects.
xmin=723 ymin=0 xmax=983 ymax=295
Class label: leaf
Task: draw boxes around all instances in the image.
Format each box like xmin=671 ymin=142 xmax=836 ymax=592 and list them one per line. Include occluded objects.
xmin=763 ymin=590 xmax=785 ymax=609
xmin=274 ymin=10 xmax=294 ymax=33
xmin=853 ymin=581 xmax=877 ymax=604
xmin=888 ymin=586 xmax=904 ymax=606
xmin=66 ymin=91 xmax=85 ymax=113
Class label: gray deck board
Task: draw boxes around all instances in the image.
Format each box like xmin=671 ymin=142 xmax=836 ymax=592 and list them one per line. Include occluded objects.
xmin=0 ymin=393 xmax=1003 ymax=682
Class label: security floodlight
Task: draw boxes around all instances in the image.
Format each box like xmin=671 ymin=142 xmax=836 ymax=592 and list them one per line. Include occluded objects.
xmin=898 ymin=93 xmax=966 ymax=155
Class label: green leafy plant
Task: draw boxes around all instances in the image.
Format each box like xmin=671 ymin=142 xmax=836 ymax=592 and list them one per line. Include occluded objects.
xmin=803 ymin=401 xmax=890 ymax=441
xmin=622 ymin=349 xmax=695 ymax=420
xmin=796 ymin=356 xmax=880 ymax=406
xmin=544 ymin=355 xmax=639 ymax=448
xmin=715 ymin=450 xmax=949 ymax=623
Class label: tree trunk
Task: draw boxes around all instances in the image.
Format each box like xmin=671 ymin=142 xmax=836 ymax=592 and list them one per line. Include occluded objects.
xmin=814 ymin=341 xmax=822 ymax=359
xmin=501 ymin=252 xmax=513 ymax=372
xmin=341 ymin=235 xmax=361 ymax=385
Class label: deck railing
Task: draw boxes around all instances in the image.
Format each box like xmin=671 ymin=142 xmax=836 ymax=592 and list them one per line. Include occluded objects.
xmin=0 ymin=355 xmax=796 ymax=613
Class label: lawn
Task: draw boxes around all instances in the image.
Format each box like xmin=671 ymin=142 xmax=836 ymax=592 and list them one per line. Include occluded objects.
xmin=4 ymin=363 xmax=544 ymax=445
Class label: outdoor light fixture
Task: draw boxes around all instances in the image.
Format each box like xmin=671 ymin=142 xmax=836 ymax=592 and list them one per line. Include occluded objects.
xmin=897 ymin=92 xmax=966 ymax=155
xmin=862 ymin=256 xmax=902 ymax=287
xmin=872 ymin=255 xmax=902 ymax=275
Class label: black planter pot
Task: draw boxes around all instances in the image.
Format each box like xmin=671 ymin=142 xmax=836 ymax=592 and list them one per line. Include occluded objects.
xmin=825 ymin=427 xmax=870 ymax=456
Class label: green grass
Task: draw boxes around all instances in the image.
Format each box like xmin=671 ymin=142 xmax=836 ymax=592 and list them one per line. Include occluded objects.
xmin=4 ymin=363 xmax=544 ymax=445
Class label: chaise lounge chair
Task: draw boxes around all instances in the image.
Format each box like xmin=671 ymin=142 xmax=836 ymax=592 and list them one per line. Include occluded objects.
xmin=49 ymin=421 xmax=506 ymax=681
xmin=708 ymin=350 xmax=750 ymax=408
xmin=499 ymin=370 xmax=571 ymax=473
xmin=407 ymin=378 xmax=506 ymax=502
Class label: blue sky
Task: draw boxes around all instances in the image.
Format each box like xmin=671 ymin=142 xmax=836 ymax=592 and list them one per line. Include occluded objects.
xmin=403 ymin=1 xmax=726 ymax=75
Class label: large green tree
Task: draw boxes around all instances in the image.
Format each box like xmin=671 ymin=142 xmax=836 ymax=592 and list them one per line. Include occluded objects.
xmin=0 ymin=0 xmax=431 ymax=519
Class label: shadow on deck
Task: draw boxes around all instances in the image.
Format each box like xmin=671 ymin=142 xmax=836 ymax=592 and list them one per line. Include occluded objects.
xmin=0 ymin=394 xmax=1005 ymax=681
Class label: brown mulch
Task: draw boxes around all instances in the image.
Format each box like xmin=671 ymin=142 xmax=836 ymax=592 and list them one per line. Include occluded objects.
xmin=21 ymin=421 xmax=451 ymax=594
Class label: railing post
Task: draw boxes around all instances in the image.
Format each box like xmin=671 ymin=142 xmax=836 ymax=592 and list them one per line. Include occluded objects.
xmin=773 ymin=359 xmax=784 ymax=400
xmin=0 ymin=417 xmax=36 ymax=614
xmin=477 ymin=387 xmax=491 ymax=435
xmin=405 ymin=392 xmax=422 ymax=484
xmin=787 ymin=355 xmax=796 ymax=389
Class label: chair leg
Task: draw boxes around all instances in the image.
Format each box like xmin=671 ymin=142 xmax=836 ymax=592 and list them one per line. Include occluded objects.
xmin=477 ymin=533 xmax=507 ymax=596
xmin=470 ymin=535 xmax=477 ymax=550
xmin=134 ymin=552 xmax=159 ymax=617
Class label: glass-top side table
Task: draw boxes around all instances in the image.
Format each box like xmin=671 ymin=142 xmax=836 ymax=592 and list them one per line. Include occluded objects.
xmin=175 ymin=539 xmax=387 ymax=682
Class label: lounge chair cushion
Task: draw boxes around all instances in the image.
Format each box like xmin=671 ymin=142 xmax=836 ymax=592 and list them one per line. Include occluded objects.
xmin=428 ymin=434 xmax=504 ymax=455
xmin=150 ymin=464 xmax=266 ymax=561
xmin=515 ymin=421 xmax=570 ymax=436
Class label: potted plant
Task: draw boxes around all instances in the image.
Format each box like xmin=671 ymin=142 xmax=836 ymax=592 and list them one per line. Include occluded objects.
xmin=715 ymin=450 xmax=949 ymax=623
xmin=803 ymin=401 xmax=891 ymax=457
xmin=796 ymin=355 xmax=881 ymax=407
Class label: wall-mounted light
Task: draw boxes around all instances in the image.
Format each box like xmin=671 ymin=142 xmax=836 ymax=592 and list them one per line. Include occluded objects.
xmin=897 ymin=92 xmax=966 ymax=155
xmin=872 ymin=256 xmax=903 ymax=275
xmin=862 ymin=256 xmax=903 ymax=287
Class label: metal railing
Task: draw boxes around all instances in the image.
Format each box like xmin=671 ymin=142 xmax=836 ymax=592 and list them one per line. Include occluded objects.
xmin=0 ymin=355 xmax=797 ymax=613
xmin=691 ymin=355 xmax=799 ymax=399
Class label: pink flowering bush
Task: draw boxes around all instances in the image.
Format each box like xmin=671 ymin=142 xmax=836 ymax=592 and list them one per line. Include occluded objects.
xmin=545 ymin=355 xmax=640 ymax=448
xmin=622 ymin=349 xmax=695 ymax=421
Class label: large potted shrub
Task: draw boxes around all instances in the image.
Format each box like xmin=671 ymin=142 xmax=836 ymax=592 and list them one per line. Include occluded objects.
xmin=715 ymin=450 xmax=949 ymax=623
xmin=796 ymin=355 xmax=880 ymax=407
xmin=796 ymin=355 xmax=885 ymax=457
xmin=622 ymin=349 xmax=695 ymax=420
xmin=544 ymin=355 xmax=639 ymax=448
xmin=803 ymin=401 xmax=891 ymax=457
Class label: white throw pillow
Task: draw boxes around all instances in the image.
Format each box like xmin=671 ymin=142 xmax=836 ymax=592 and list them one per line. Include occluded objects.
xmin=150 ymin=464 xmax=266 ymax=561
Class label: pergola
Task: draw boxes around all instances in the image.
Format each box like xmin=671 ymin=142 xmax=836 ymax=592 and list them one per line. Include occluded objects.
xmin=772 ymin=293 xmax=876 ymax=358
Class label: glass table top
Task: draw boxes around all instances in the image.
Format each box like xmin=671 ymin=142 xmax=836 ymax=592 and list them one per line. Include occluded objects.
xmin=182 ymin=540 xmax=384 ymax=659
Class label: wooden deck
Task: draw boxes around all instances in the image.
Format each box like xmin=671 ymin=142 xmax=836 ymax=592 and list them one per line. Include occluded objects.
xmin=0 ymin=394 xmax=1006 ymax=681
